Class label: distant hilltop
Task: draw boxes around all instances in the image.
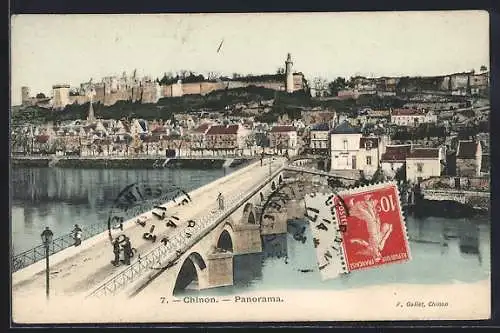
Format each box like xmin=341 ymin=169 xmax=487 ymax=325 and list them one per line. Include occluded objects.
xmin=20 ymin=53 xmax=308 ymax=110
xmin=19 ymin=58 xmax=489 ymax=110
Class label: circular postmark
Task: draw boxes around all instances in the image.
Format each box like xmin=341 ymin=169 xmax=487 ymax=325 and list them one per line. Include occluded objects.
xmin=107 ymin=182 xmax=192 ymax=245
xmin=258 ymin=171 xmax=350 ymax=272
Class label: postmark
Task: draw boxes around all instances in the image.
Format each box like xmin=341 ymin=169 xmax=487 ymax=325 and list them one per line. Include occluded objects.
xmin=107 ymin=182 xmax=192 ymax=243
xmin=304 ymin=182 xmax=411 ymax=280
xmin=336 ymin=182 xmax=411 ymax=272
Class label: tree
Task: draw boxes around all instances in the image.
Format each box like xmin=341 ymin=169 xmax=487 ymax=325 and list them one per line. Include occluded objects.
xmin=36 ymin=93 xmax=46 ymax=99
xmin=394 ymin=165 xmax=406 ymax=183
xmin=207 ymin=71 xmax=220 ymax=81
xmin=276 ymin=67 xmax=285 ymax=75
xmin=328 ymin=77 xmax=348 ymax=96
xmin=480 ymin=65 xmax=488 ymax=73
xmin=179 ymin=70 xmax=189 ymax=79
xmin=312 ymin=77 xmax=329 ymax=97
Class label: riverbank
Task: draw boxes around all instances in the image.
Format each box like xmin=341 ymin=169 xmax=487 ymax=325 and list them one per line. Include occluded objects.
xmin=11 ymin=156 xmax=253 ymax=169
xmin=407 ymin=196 xmax=489 ymax=218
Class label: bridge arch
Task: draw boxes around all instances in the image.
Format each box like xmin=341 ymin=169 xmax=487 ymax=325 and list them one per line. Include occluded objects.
xmin=216 ymin=224 xmax=234 ymax=252
xmin=241 ymin=203 xmax=256 ymax=224
xmin=271 ymin=181 xmax=276 ymax=191
xmin=278 ymin=175 xmax=283 ymax=184
xmin=173 ymin=252 xmax=207 ymax=294
xmin=260 ymin=192 xmax=264 ymax=202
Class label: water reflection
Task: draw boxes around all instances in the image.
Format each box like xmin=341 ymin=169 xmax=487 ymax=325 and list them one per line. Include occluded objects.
xmin=11 ymin=167 xmax=491 ymax=294
xmin=175 ymin=215 xmax=490 ymax=297
xmin=11 ymin=167 xmax=226 ymax=254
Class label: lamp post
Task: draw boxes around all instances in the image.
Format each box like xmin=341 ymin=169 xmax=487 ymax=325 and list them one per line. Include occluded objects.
xmin=41 ymin=227 xmax=53 ymax=300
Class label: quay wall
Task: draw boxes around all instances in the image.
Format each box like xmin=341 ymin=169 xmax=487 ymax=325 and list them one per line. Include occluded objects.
xmin=11 ymin=157 xmax=253 ymax=169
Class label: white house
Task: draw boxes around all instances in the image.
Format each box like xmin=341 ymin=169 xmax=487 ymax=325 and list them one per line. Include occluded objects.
xmin=356 ymin=136 xmax=383 ymax=178
xmin=380 ymin=144 xmax=413 ymax=179
xmin=329 ymin=121 xmax=362 ymax=171
xmin=391 ymin=108 xmax=437 ymax=127
xmin=269 ymin=125 xmax=298 ymax=153
xmin=405 ymin=148 xmax=442 ymax=183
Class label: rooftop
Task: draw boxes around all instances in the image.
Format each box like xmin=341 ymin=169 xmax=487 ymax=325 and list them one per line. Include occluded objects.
xmin=193 ymin=123 xmax=212 ymax=133
xmin=206 ymin=124 xmax=239 ymax=135
xmin=407 ymin=148 xmax=440 ymax=159
xmin=381 ymin=145 xmax=412 ymax=162
xmin=391 ymin=108 xmax=426 ymax=116
xmin=311 ymin=123 xmax=330 ymax=131
xmin=270 ymin=125 xmax=296 ymax=133
xmin=330 ymin=121 xmax=361 ymax=135
xmin=456 ymin=141 xmax=479 ymax=159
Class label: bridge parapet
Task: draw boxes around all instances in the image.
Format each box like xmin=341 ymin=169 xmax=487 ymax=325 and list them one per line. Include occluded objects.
xmin=88 ymin=161 xmax=286 ymax=298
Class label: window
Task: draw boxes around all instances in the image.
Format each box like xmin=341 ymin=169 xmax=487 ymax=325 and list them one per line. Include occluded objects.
xmin=343 ymin=139 xmax=348 ymax=150
xmin=366 ymin=156 xmax=372 ymax=165
xmin=417 ymin=163 xmax=424 ymax=172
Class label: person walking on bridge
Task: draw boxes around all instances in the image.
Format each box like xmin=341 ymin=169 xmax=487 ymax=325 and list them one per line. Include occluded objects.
xmin=217 ymin=192 xmax=225 ymax=210
xmin=122 ymin=237 xmax=132 ymax=265
xmin=72 ymin=224 xmax=82 ymax=247
xmin=111 ymin=239 xmax=121 ymax=267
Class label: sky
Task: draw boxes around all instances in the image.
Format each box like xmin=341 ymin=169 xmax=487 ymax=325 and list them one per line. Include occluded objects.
xmin=10 ymin=11 xmax=489 ymax=106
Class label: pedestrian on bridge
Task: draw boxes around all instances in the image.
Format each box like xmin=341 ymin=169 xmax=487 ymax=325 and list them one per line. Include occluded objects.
xmin=111 ymin=239 xmax=121 ymax=267
xmin=122 ymin=237 xmax=132 ymax=265
xmin=217 ymin=192 xmax=225 ymax=210
xmin=72 ymin=224 xmax=82 ymax=247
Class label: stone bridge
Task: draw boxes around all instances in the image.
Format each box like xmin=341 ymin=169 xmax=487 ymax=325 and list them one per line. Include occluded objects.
xmin=12 ymin=156 xmax=354 ymax=301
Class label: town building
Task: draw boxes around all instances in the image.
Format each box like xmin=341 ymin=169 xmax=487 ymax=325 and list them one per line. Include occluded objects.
xmin=390 ymin=108 xmax=437 ymax=127
xmin=190 ymin=123 xmax=213 ymax=151
xmin=329 ymin=121 xmax=362 ymax=171
xmin=380 ymin=144 xmax=413 ymax=179
xmin=456 ymin=140 xmax=482 ymax=177
xmin=268 ymin=125 xmax=298 ymax=153
xmin=308 ymin=123 xmax=330 ymax=154
xmin=405 ymin=148 xmax=442 ymax=183
xmin=357 ymin=136 xmax=383 ymax=178
xmin=205 ymin=124 xmax=248 ymax=155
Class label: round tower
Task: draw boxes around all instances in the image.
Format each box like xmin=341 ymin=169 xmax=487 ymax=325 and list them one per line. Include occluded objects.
xmin=285 ymin=53 xmax=294 ymax=93
xmin=21 ymin=86 xmax=30 ymax=105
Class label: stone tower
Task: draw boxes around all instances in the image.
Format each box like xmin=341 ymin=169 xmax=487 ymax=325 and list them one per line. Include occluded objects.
xmin=21 ymin=86 xmax=30 ymax=105
xmin=285 ymin=53 xmax=294 ymax=93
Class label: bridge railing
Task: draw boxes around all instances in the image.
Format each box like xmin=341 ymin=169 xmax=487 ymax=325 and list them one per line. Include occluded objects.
xmin=88 ymin=190 xmax=249 ymax=297
xmin=11 ymin=222 xmax=109 ymax=273
xmin=88 ymin=160 xmax=286 ymax=297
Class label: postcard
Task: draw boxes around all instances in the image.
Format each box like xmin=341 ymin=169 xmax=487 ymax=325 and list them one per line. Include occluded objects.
xmin=10 ymin=11 xmax=490 ymax=324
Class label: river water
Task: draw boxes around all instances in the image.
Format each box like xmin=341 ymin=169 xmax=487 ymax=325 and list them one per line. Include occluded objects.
xmin=11 ymin=167 xmax=490 ymax=293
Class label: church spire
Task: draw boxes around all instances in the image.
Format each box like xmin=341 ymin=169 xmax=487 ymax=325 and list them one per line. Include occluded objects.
xmin=87 ymin=100 xmax=95 ymax=122
xmin=87 ymin=88 xmax=96 ymax=123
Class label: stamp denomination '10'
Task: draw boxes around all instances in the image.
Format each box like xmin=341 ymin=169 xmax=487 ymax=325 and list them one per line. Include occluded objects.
xmin=306 ymin=182 xmax=411 ymax=280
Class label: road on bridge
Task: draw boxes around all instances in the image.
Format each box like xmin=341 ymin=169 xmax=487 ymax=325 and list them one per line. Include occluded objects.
xmin=12 ymin=158 xmax=285 ymax=301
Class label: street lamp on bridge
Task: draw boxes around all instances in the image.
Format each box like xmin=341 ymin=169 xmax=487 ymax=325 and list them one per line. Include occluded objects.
xmin=41 ymin=226 xmax=53 ymax=300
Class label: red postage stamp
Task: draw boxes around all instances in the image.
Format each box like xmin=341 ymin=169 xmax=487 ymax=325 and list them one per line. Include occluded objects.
xmin=332 ymin=182 xmax=411 ymax=272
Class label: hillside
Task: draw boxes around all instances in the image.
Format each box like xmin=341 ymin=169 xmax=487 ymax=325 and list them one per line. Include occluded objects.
xmin=11 ymin=85 xmax=408 ymax=125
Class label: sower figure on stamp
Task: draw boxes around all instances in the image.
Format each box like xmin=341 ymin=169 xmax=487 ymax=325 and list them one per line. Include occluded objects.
xmin=217 ymin=192 xmax=225 ymax=210
xmin=111 ymin=239 xmax=121 ymax=266
xmin=72 ymin=224 xmax=82 ymax=247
